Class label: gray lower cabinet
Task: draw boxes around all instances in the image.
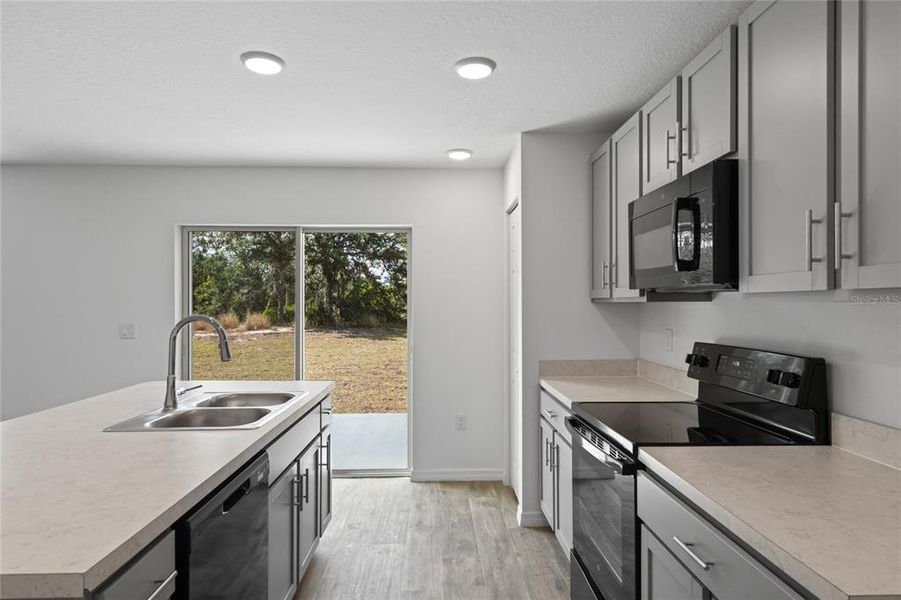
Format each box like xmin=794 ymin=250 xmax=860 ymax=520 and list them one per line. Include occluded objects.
xmin=680 ymin=26 xmax=736 ymax=175
xmin=838 ymin=0 xmax=901 ymax=289
xmin=319 ymin=425 xmax=332 ymax=534
xmin=640 ymin=525 xmax=705 ymax=600
xmin=738 ymin=0 xmax=835 ymax=293
xmin=93 ymin=531 xmax=177 ymax=600
xmin=269 ymin=464 xmax=298 ymax=600
xmin=297 ymin=439 xmax=320 ymax=575
xmin=638 ymin=473 xmax=803 ymax=600
xmin=641 ymin=76 xmax=681 ymax=195
xmin=539 ymin=390 xmax=573 ymax=555
xmin=539 ymin=417 xmax=555 ymax=527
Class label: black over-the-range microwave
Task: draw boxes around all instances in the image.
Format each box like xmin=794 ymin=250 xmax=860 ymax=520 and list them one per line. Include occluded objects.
xmin=628 ymin=159 xmax=738 ymax=293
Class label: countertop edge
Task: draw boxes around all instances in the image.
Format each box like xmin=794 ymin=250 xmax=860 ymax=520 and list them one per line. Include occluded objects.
xmin=638 ymin=448 xmax=855 ymax=600
xmin=539 ymin=375 xmax=695 ymax=409
xmin=0 ymin=382 xmax=335 ymax=599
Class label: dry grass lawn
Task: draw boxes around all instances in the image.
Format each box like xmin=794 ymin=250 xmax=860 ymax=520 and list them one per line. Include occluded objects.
xmin=193 ymin=328 xmax=407 ymax=414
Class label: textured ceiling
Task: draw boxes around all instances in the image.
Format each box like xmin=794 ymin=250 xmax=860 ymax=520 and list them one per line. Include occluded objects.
xmin=1 ymin=1 xmax=752 ymax=168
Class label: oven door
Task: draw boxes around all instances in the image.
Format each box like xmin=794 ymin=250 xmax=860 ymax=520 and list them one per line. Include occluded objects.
xmin=566 ymin=417 xmax=638 ymax=600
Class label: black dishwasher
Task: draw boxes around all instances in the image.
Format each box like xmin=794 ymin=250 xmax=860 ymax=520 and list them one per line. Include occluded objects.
xmin=176 ymin=453 xmax=269 ymax=599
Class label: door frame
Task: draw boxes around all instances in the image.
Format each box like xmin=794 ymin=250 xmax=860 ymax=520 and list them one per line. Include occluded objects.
xmin=178 ymin=224 xmax=412 ymax=476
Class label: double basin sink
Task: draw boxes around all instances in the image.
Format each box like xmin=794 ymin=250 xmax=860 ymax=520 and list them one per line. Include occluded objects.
xmin=105 ymin=392 xmax=305 ymax=432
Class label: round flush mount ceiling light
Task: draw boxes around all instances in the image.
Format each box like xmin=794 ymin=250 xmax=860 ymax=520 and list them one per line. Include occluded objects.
xmin=241 ymin=51 xmax=285 ymax=75
xmin=447 ymin=148 xmax=474 ymax=161
xmin=454 ymin=57 xmax=496 ymax=80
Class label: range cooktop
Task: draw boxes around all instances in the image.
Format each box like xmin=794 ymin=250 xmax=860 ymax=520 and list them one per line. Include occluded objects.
xmin=572 ymin=342 xmax=830 ymax=456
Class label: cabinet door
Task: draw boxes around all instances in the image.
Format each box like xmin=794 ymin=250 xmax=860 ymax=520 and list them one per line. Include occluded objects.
xmin=739 ymin=0 xmax=835 ymax=292
xmin=681 ymin=26 xmax=737 ymax=175
xmin=554 ymin=434 xmax=573 ymax=553
xmin=319 ymin=426 xmax=332 ymax=534
xmin=539 ymin=418 xmax=555 ymax=528
xmin=640 ymin=525 xmax=705 ymax=600
xmin=611 ymin=112 xmax=644 ymax=299
xmin=838 ymin=0 xmax=901 ymax=289
xmin=642 ymin=77 xmax=681 ymax=194
xmin=297 ymin=440 xmax=320 ymax=577
xmin=268 ymin=464 xmax=297 ymax=600
xmin=590 ymin=140 xmax=613 ymax=300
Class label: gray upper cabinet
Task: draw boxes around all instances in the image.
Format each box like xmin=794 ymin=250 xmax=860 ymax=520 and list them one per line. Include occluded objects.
xmin=681 ymin=26 xmax=737 ymax=175
xmin=590 ymin=141 xmax=613 ymax=300
xmin=838 ymin=0 xmax=901 ymax=289
xmin=642 ymin=77 xmax=681 ymax=194
xmin=738 ymin=0 xmax=835 ymax=293
xmin=611 ymin=112 xmax=644 ymax=300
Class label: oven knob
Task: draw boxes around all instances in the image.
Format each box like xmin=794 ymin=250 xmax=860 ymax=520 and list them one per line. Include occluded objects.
xmin=767 ymin=369 xmax=801 ymax=388
xmin=685 ymin=353 xmax=709 ymax=367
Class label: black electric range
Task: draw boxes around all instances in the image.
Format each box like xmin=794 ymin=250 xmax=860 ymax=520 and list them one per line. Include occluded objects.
xmin=567 ymin=342 xmax=829 ymax=600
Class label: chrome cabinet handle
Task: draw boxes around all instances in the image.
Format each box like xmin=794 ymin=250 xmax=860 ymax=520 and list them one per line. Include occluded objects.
xmin=673 ymin=536 xmax=711 ymax=571
xmin=148 ymin=570 xmax=178 ymax=600
xmin=292 ymin=475 xmax=302 ymax=507
xmin=834 ymin=203 xmax=854 ymax=266
xmin=602 ymin=261 xmax=608 ymax=287
xmin=541 ymin=408 xmax=557 ymax=420
xmin=805 ymin=209 xmax=824 ymax=271
xmin=303 ymin=467 xmax=310 ymax=504
xmin=545 ymin=438 xmax=550 ymax=467
xmin=680 ymin=125 xmax=689 ymax=158
xmin=549 ymin=443 xmax=557 ymax=470
xmin=611 ymin=262 xmax=617 ymax=286
xmin=321 ymin=406 xmax=333 ymax=414
xmin=666 ymin=129 xmax=678 ymax=166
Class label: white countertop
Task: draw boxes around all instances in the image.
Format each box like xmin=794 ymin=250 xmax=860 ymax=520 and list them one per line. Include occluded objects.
xmin=640 ymin=445 xmax=901 ymax=600
xmin=0 ymin=380 xmax=334 ymax=599
xmin=540 ymin=375 xmax=695 ymax=408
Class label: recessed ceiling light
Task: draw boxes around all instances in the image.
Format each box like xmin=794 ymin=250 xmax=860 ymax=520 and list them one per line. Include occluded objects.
xmin=454 ymin=57 xmax=496 ymax=80
xmin=447 ymin=148 xmax=473 ymax=161
xmin=241 ymin=51 xmax=285 ymax=75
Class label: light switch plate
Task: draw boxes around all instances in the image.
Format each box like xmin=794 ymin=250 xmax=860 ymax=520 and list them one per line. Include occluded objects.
xmin=118 ymin=322 xmax=136 ymax=340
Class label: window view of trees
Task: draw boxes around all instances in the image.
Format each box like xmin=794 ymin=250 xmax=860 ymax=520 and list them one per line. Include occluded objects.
xmin=190 ymin=230 xmax=408 ymax=416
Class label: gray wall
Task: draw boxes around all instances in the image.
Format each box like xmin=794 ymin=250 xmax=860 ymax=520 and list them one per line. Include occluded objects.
xmin=0 ymin=165 xmax=507 ymax=480
xmin=639 ymin=291 xmax=901 ymax=428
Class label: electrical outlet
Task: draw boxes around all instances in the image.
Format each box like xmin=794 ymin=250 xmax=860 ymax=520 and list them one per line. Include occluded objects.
xmin=664 ymin=328 xmax=674 ymax=352
xmin=455 ymin=414 xmax=467 ymax=431
xmin=118 ymin=322 xmax=136 ymax=340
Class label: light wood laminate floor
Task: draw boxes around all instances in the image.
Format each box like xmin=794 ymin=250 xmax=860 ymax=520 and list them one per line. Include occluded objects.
xmin=295 ymin=478 xmax=570 ymax=600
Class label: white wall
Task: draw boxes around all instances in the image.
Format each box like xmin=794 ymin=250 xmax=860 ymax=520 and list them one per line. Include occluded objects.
xmin=639 ymin=291 xmax=901 ymax=428
xmin=517 ymin=132 xmax=640 ymax=523
xmin=0 ymin=165 xmax=506 ymax=480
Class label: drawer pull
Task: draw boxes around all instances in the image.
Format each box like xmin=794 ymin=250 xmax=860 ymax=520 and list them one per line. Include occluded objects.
xmin=673 ymin=536 xmax=710 ymax=571
xmin=148 ymin=570 xmax=178 ymax=600
xmin=541 ymin=408 xmax=557 ymax=420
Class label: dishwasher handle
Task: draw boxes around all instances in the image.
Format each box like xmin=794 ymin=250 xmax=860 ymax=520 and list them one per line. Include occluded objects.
xmin=221 ymin=479 xmax=252 ymax=515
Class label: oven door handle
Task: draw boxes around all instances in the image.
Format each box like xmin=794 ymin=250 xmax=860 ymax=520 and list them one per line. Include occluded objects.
xmin=672 ymin=196 xmax=701 ymax=272
xmin=566 ymin=418 xmax=636 ymax=475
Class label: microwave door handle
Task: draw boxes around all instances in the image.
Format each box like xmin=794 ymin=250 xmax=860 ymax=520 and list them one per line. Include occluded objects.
xmin=672 ymin=196 xmax=701 ymax=272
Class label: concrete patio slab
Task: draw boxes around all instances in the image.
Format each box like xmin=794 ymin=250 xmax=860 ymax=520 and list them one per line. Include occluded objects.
xmin=331 ymin=412 xmax=407 ymax=471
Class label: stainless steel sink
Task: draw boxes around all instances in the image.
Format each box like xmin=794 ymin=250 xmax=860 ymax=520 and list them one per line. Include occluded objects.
xmin=196 ymin=392 xmax=296 ymax=408
xmin=105 ymin=406 xmax=277 ymax=432
xmin=147 ymin=407 xmax=270 ymax=429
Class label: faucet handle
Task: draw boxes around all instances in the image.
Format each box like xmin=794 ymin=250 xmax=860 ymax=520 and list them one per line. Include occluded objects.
xmin=176 ymin=383 xmax=203 ymax=398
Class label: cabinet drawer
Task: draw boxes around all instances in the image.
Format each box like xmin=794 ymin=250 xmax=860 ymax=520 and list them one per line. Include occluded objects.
xmin=94 ymin=530 xmax=176 ymax=600
xmin=637 ymin=473 xmax=802 ymax=600
xmin=267 ymin=407 xmax=320 ymax=485
xmin=320 ymin=394 xmax=332 ymax=430
xmin=539 ymin=390 xmax=571 ymax=445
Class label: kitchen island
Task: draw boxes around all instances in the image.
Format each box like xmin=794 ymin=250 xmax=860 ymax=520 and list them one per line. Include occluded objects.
xmin=0 ymin=379 xmax=334 ymax=599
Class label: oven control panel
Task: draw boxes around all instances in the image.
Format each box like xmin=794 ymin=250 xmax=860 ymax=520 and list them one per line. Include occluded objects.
xmin=685 ymin=342 xmax=826 ymax=409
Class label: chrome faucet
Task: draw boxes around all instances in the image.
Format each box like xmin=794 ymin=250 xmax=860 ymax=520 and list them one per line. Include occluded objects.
xmin=164 ymin=315 xmax=231 ymax=411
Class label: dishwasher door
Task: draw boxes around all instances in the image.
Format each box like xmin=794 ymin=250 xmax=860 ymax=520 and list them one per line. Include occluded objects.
xmin=177 ymin=453 xmax=269 ymax=599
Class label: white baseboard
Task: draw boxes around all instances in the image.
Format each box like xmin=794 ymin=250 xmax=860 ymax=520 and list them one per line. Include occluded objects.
xmin=517 ymin=507 xmax=548 ymax=527
xmin=410 ymin=468 xmax=504 ymax=482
